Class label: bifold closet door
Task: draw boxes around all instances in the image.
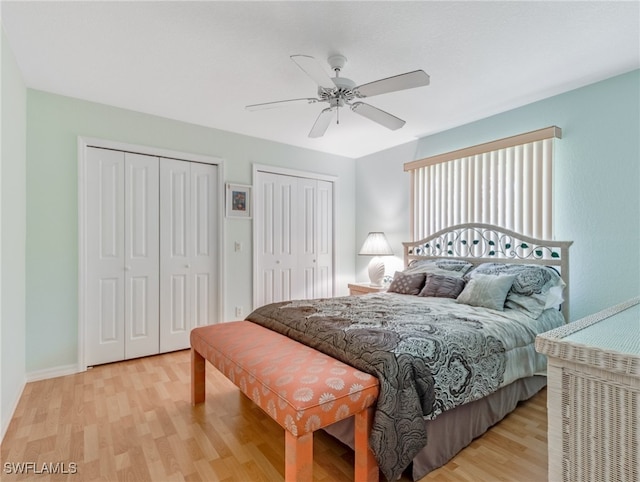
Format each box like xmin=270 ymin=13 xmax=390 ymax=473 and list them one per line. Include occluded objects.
xmin=255 ymin=172 xmax=299 ymax=305
xmin=86 ymin=148 xmax=159 ymax=366
xmin=298 ymin=178 xmax=333 ymax=300
xmin=123 ymin=153 xmax=160 ymax=359
xmin=160 ymin=159 xmax=219 ymax=352
xmin=255 ymin=172 xmax=333 ymax=307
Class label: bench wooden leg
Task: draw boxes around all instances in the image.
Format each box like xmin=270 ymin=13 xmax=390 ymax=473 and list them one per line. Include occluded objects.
xmin=355 ymin=407 xmax=379 ymax=482
xmin=191 ymin=348 xmax=206 ymax=405
xmin=285 ymin=431 xmax=313 ymax=481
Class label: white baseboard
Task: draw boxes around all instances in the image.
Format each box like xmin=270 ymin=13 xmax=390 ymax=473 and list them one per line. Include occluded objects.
xmin=1 ymin=379 xmax=26 ymax=443
xmin=26 ymin=363 xmax=81 ymax=382
xmin=2 ymin=363 xmax=81 ymax=442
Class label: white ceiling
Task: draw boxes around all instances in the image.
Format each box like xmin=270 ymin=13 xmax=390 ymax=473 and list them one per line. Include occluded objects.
xmin=2 ymin=1 xmax=639 ymax=159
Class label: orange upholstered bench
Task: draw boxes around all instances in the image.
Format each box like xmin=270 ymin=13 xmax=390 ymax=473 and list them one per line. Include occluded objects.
xmin=190 ymin=321 xmax=380 ymax=482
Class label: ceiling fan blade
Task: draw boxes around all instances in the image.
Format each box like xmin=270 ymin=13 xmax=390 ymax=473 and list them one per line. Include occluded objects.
xmin=291 ymin=55 xmax=335 ymax=90
xmin=246 ymin=98 xmax=319 ymax=111
xmin=350 ymin=102 xmax=405 ymax=130
xmin=309 ymin=108 xmax=334 ymax=138
xmin=355 ymin=70 xmax=430 ymax=98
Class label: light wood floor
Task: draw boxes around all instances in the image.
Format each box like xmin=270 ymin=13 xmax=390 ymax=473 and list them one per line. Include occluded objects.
xmin=1 ymin=350 xmax=548 ymax=481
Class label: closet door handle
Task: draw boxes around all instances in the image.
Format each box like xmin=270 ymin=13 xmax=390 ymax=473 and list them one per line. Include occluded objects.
xmin=185 ymin=264 xmax=191 ymax=269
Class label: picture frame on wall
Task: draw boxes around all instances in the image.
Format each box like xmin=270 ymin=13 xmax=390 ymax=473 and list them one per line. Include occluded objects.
xmin=226 ymin=183 xmax=252 ymax=219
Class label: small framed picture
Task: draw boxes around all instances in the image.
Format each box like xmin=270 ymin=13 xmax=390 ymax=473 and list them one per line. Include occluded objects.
xmin=226 ymin=183 xmax=252 ymax=219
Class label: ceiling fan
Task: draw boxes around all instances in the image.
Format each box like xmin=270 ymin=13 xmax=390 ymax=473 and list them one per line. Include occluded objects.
xmin=246 ymin=54 xmax=430 ymax=138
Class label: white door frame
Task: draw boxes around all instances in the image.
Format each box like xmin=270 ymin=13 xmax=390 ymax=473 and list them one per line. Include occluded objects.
xmin=252 ymin=164 xmax=337 ymax=309
xmin=78 ymin=136 xmax=225 ymax=371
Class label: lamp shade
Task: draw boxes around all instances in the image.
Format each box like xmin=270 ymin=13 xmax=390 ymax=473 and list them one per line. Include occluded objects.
xmin=359 ymin=232 xmax=394 ymax=256
xmin=359 ymin=232 xmax=393 ymax=287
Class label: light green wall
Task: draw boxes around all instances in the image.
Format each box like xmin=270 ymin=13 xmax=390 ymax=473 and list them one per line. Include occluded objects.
xmin=356 ymin=69 xmax=640 ymax=321
xmin=353 ymin=140 xmax=418 ymax=277
xmin=13 ymin=50 xmax=640 ymax=379
xmin=26 ymin=90 xmax=356 ymax=372
xmin=1 ymin=26 xmax=27 ymax=437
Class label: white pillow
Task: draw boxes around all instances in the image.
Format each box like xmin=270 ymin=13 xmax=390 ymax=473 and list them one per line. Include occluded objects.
xmin=544 ymin=285 xmax=565 ymax=310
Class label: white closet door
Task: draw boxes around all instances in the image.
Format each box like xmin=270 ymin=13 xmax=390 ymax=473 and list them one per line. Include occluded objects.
xmin=298 ymin=178 xmax=317 ymax=300
xmin=86 ymin=149 xmax=161 ymax=365
xmin=255 ymin=171 xmax=334 ymax=307
xmin=160 ymin=159 xmax=218 ymax=351
xmin=314 ymin=180 xmax=333 ymax=298
xmin=190 ymin=162 xmax=219 ymax=330
xmin=123 ymin=153 xmax=160 ymax=359
xmin=160 ymin=158 xmax=191 ymax=352
xmin=86 ymin=148 xmax=126 ymax=366
xmin=298 ymin=178 xmax=333 ymax=300
xmin=256 ymin=172 xmax=298 ymax=305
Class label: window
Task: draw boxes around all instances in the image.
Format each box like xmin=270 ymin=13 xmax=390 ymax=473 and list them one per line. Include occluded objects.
xmin=404 ymin=126 xmax=561 ymax=240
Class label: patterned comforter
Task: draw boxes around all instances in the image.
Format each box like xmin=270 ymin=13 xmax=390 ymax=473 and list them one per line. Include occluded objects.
xmin=246 ymin=293 xmax=563 ymax=481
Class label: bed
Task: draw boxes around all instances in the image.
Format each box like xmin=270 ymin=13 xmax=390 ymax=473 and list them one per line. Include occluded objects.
xmin=245 ymin=223 xmax=572 ymax=481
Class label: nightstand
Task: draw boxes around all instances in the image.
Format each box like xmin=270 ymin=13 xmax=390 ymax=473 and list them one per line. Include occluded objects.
xmin=348 ymin=283 xmax=386 ymax=296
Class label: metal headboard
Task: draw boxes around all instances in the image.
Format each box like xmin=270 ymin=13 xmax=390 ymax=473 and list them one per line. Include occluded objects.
xmin=403 ymin=223 xmax=573 ymax=321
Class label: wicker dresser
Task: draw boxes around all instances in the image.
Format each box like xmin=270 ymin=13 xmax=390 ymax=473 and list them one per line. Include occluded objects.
xmin=535 ymin=297 xmax=639 ymax=482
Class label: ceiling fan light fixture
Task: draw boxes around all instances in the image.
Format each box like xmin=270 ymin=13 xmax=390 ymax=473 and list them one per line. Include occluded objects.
xmin=247 ymin=54 xmax=429 ymax=138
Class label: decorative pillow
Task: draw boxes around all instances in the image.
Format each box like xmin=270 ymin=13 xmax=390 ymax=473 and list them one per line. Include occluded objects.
xmin=404 ymin=258 xmax=473 ymax=278
xmin=418 ymin=274 xmax=466 ymax=299
xmin=465 ymin=263 xmax=565 ymax=318
xmin=387 ymin=271 xmax=426 ymax=295
xmin=544 ymin=285 xmax=565 ymax=310
xmin=456 ymin=274 xmax=516 ymax=311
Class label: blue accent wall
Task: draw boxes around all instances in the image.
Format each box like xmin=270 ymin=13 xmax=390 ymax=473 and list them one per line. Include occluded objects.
xmin=357 ymin=70 xmax=640 ymax=321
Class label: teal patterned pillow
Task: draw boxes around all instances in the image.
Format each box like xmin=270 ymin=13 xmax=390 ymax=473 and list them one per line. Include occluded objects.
xmin=457 ymin=274 xmax=516 ymax=311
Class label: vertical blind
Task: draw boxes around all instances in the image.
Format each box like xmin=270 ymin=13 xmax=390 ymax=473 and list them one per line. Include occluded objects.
xmin=404 ymin=126 xmax=561 ymax=241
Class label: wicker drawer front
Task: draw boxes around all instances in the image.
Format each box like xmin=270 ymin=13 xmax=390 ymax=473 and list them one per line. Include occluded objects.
xmin=557 ymin=363 xmax=639 ymax=482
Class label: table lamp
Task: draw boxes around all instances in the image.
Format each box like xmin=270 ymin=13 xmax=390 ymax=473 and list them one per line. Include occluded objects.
xmin=359 ymin=232 xmax=393 ymax=287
